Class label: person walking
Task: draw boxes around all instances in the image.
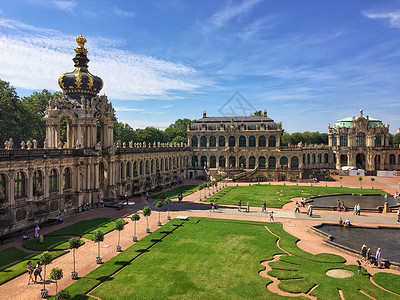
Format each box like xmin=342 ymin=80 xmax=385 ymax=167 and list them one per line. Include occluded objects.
xmin=27 ymin=261 xmax=34 ymax=285
xmin=262 ymin=201 xmax=267 ymax=213
xmin=34 ymin=261 xmax=43 ymax=282
xmin=237 ymin=200 xmax=241 ymax=212
xmin=294 ymin=201 xmax=300 ymax=213
xmin=356 ymin=260 xmax=362 ymax=274
xmin=366 ymin=248 xmax=371 ymax=266
xmin=337 ymin=200 xmax=341 ymax=212
xmin=34 ymin=225 xmax=40 ymax=240
xmin=376 ymin=248 xmax=382 ymax=268
xmin=356 ymin=204 xmax=361 ymax=215
xmin=360 ymin=245 xmax=367 ymax=264
xmin=269 ymin=211 xmax=274 ymax=222
xmin=353 ymin=204 xmax=357 ymax=215
xmin=246 ymin=201 xmax=250 ymax=213
xmin=124 ymin=193 xmax=129 ymax=205
xmin=397 ymin=209 xmax=400 ymax=222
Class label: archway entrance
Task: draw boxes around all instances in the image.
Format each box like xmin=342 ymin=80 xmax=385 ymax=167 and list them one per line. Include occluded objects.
xmin=356 ymin=153 xmax=366 ymax=170
xmin=340 ymin=154 xmax=348 ymax=166
xmin=374 ymin=155 xmax=381 ymax=170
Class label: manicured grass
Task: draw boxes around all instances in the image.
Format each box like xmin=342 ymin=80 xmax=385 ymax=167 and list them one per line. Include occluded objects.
xmin=0 ymin=247 xmax=66 ymax=285
xmin=372 ymin=273 xmax=400 ymax=294
xmin=46 ymin=218 xmax=123 ymax=240
xmin=152 ymin=185 xmax=197 ymax=200
xmin=24 ymin=236 xmax=84 ymax=251
xmin=205 ymin=185 xmax=386 ymax=208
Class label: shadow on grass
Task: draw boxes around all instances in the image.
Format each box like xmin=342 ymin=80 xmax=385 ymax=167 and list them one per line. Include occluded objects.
xmin=135 ymin=249 xmax=149 ymax=253
xmin=114 ymin=261 xmax=130 ymax=266
xmin=159 ymin=231 xmax=173 ymax=234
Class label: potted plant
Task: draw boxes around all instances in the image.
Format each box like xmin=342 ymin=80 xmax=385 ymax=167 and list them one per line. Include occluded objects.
xmin=165 ymin=198 xmax=172 ymax=220
xmin=49 ymin=267 xmax=63 ymax=294
xmin=156 ymin=201 xmax=163 ymax=226
xmin=39 ymin=251 xmax=53 ymax=298
xmin=370 ymin=177 xmax=375 ymax=189
xmin=358 ymin=176 xmax=363 ymax=188
xmin=55 ymin=289 xmax=71 ymax=300
xmin=93 ymin=230 xmax=104 ymax=264
xmin=115 ymin=219 xmax=125 ymax=252
xmin=131 ymin=213 xmax=140 ymax=242
xmin=68 ymin=237 xmax=81 ymax=279
xmin=256 ymin=173 xmax=260 ymax=184
xmin=294 ymin=174 xmax=300 ymax=185
xmin=143 ymin=206 xmax=152 ymax=233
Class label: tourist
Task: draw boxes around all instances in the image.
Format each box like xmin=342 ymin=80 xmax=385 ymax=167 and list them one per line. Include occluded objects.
xmin=261 ymin=203 xmax=265 ymax=213
xmin=34 ymin=261 xmax=43 ymax=282
xmin=376 ymin=248 xmax=382 ymax=268
xmin=294 ymin=201 xmax=300 ymax=213
xmin=124 ymin=193 xmax=129 ymax=205
xmin=353 ymin=205 xmax=357 ymax=215
xmin=246 ymin=201 xmax=250 ymax=213
xmin=307 ymin=204 xmax=313 ymax=217
xmin=210 ymin=201 xmax=215 ymax=212
xmin=237 ymin=200 xmax=241 ymax=212
xmin=356 ymin=204 xmax=361 ymax=215
xmin=337 ymin=200 xmax=341 ymax=212
xmin=34 ymin=225 xmax=40 ymax=240
xmin=341 ymin=201 xmax=345 ymax=211
xmin=397 ymin=209 xmax=400 ymax=222
xmin=361 ymin=245 xmax=367 ymax=264
xmin=356 ymin=260 xmax=362 ymax=274
xmin=262 ymin=201 xmax=267 ymax=213
xmin=22 ymin=233 xmax=29 ymax=242
xmin=394 ymin=191 xmax=398 ymax=199
xmin=338 ymin=217 xmax=343 ymax=224
xmin=56 ymin=214 xmax=64 ymax=224
xmin=344 ymin=218 xmax=351 ymax=226
xmin=27 ymin=261 xmax=34 ymax=285
xmin=301 ymin=198 xmax=305 ymax=207
xmin=269 ymin=211 xmax=274 ymax=222
xmin=366 ymin=248 xmax=371 ymax=266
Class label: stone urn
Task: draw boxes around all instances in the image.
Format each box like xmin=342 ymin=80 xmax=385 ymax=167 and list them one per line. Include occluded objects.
xmin=145 ymin=228 xmax=150 ymax=233
xmin=132 ymin=236 xmax=137 ymax=242
xmin=116 ymin=245 xmax=122 ymax=252
xmin=167 ymin=216 xmax=171 ymax=221
xmin=157 ymin=221 xmax=162 ymax=226
xmin=40 ymin=288 xmax=48 ymax=298
xmin=96 ymin=256 xmax=102 ymax=264
xmin=71 ymin=270 xmax=78 ymax=279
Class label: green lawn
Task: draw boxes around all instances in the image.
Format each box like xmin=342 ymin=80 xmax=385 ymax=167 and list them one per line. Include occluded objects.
xmin=372 ymin=273 xmax=400 ymax=294
xmin=152 ymin=185 xmax=198 ymax=200
xmin=0 ymin=247 xmax=66 ymax=285
xmin=204 ymin=185 xmax=386 ymax=208
xmin=24 ymin=236 xmax=84 ymax=251
xmin=61 ymin=218 xmax=399 ymax=300
xmin=46 ymin=218 xmax=124 ymax=240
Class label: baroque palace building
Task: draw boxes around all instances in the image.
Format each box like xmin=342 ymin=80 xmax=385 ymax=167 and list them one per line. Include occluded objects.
xmin=0 ymin=35 xmax=399 ymax=237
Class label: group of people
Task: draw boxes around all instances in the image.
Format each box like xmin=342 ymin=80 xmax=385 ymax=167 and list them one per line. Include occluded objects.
xmin=360 ymin=244 xmax=384 ymax=268
xmin=336 ymin=200 xmax=346 ymax=212
xmin=236 ymin=200 xmax=251 ymax=212
xmin=26 ymin=261 xmax=43 ymax=285
xmin=353 ymin=204 xmax=361 ymax=215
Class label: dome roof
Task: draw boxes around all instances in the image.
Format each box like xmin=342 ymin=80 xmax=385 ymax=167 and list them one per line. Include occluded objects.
xmin=58 ymin=35 xmax=103 ymax=101
xmin=333 ymin=116 xmax=383 ymax=129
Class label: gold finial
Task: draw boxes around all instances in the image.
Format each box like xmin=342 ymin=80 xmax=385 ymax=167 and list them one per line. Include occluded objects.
xmin=75 ymin=34 xmax=88 ymax=55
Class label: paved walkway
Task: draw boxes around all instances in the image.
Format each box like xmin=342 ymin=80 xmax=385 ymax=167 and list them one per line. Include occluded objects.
xmin=0 ymin=176 xmax=399 ymax=300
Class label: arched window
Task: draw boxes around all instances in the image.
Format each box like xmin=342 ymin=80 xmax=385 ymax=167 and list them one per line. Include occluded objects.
xmin=151 ymin=160 xmax=154 ymax=173
xmin=140 ymin=161 xmax=143 ymax=175
xmin=219 ymin=136 xmax=225 ymax=147
xmin=324 ymin=153 xmax=329 ymax=163
xmin=249 ymin=156 xmax=256 ymax=168
xmin=269 ymin=136 xmax=276 ymax=147
xmin=239 ymin=156 xmax=246 ymax=168
xmin=259 ymin=136 xmax=266 ymax=147
xmin=133 ymin=161 xmax=137 ymax=175
xmin=191 ymin=136 xmax=198 ymax=147
xmin=49 ymin=169 xmax=58 ymax=193
xmin=375 ymin=133 xmax=381 ymax=147
xmin=126 ymin=162 xmax=130 ymax=178
xmin=0 ymin=174 xmax=6 ymax=201
xmin=192 ymin=156 xmax=198 ymax=167
xmin=398 ymin=155 xmax=400 ymax=164
xmin=145 ymin=161 xmax=149 ymax=174
xmin=280 ymin=156 xmax=288 ymax=168
xmin=120 ymin=162 xmax=124 ymax=180
xmin=201 ymin=156 xmax=207 ymax=167
xmin=389 ymin=154 xmax=396 ymax=165
xmin=303 ymin=154 xmax=306 ymax=163
xmin=200 ymin=136 xmax=207 ymax=148
xmin=63 ymin=168 xmax=71 ymax=190
xmin=257 ymin=156 xmax=265 ymax=169
xmin=340 ymin=133 xmax=348 ymax=147
xmin=210 ymin=156 xmax=217 ymax=168
xmin=307 ymin=154 xmax=310 ymax=164
xmin=169 ymin=158 xmax=172 ymax=169
xmin=219 ymin=156 xmax=226 ymax=168
xmin=14 ymin=172 xmax=26 ymax=198
xmin=249 ymin=136 xmax=256 ymax=147
xmin=210 ymin=136 xmax=216 ymax=147
xmin=318 ymin=153 xmax=322 ymax=164
xmin=332 ymin=134 xmax=337 ymax=147
xmin=229 ymin=156 xmax=236 ymax=167
xmin=291 ymin=157 xmax=299 ymax=170
xmin=33 ymin=170 xmax=43 ymax=195
xmin=239 ymin=136 xmax=246 ymax=147
xmin=268 ymin=156 xmax=276 ymax=169
xmin=312 ymin=154 xmax=316 ymax=164
xmin=229 ymin=136 xmax=236 ymax=147
xmin=356 ymin=132 xmax=366 ymax=147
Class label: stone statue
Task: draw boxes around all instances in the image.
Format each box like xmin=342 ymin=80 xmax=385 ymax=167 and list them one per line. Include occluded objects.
xmin=129 ymin=141 xmax=133 ymax=148
xmin=111 ymin=186 xmax=117 ymax=200
xmin=8 ymin=138 xmax=13 ymax=149
xmin=122 ymin=142 xmax=126 ymax=148
xmin=35 ymin=182 xmax=42 ymax=194
xmin=26 ymin=140 xmax=32 ymax=150
xmin=116 ymin=140 xmax=121 ymax=148
xmin=33 ymin=140 xmax=38 ymax=149
xmin=63 ymin=142 xmax=68 ymax=148
xmin=43 ymin=139 xmax=47 ymax=149
xmin=4 ymin=141 xmax=9 ymax=150
xmin=20 ymin=141 xmax=25 ymax=149
xmin=75 ymin=140 xmax=80 ymax=149
xmin=360 ymin=109 xmax=363 ymax=117
xmin=58 ymin=141 xmax=63 ymax=149
xmin=98 ymin=189 xmax=104 ymax=203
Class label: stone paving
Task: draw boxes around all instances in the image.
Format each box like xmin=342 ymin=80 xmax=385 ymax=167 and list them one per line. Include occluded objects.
xmin=0 ymin=176 xmax=399 ymax=299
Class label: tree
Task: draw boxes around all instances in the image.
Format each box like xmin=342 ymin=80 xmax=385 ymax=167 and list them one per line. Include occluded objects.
xmin=136 ymin=127 xmax=166 ymax=144
xmin=251 ymin=111 xmax=262 ymax=116
xmin=55 ymin=290 xmax=71 ymax=300
xmin=339 ymin=176 xmax=343 ymax=186
xmin=156 ymin=201 xmax=163 ymax=226
xmin=165 ymin=198 xmax=172 ymax=220
xmin=358 ymin=176 xmax=363 ymax=188
xmin=68 ymin=237 xmax=81 ymax=278
xmin=295 ymin=174 xmax=300 ymax=182
xmin=164 ymin=118 xmax=194 ymax=143
xmin=370 ymin=177 xmax=375 ymax=189
xmin=143 ymin=206 xmax=152 ymax=233
xmin=115 ymin=219 xmax=125 ymax=251
xmin=113 ymin=122 xmax=137 ymax=143
xmin=131 ymin=213 xmax=140 ymax=242
xmin=49 ymin=267 xmax=63 ymax=294
xmin=39 ymin=252 xmax=53 ymax=296
xmin=394 ymin=132 xmax=400 ymax=145
xmin=93 ymin=230 xmax=105 ymax=263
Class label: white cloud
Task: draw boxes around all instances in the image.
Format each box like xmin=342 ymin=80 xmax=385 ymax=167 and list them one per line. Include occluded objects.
xmin=52 ymin=0 xmax=76 ymax=13
xmin=114 ymin=107 xmax=146 ymax=112
xmin=119 ymin=119 xmax=171 ymax=130
xmin=237 ymin=17 xmax=273 ymax=40
xmin=362 ymin=10 xmax=400 ymax=28
xmin=114 ymin=7 xmax=135 ymax=18
xmin=204 ymin=0 xmax=261 ymax=31
xmin=0 ymin=18 xmax=204 ymax=100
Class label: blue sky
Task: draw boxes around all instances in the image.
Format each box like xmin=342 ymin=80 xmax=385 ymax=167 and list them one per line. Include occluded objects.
xmin=0 ymin=0 xmax=400 ymax=133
